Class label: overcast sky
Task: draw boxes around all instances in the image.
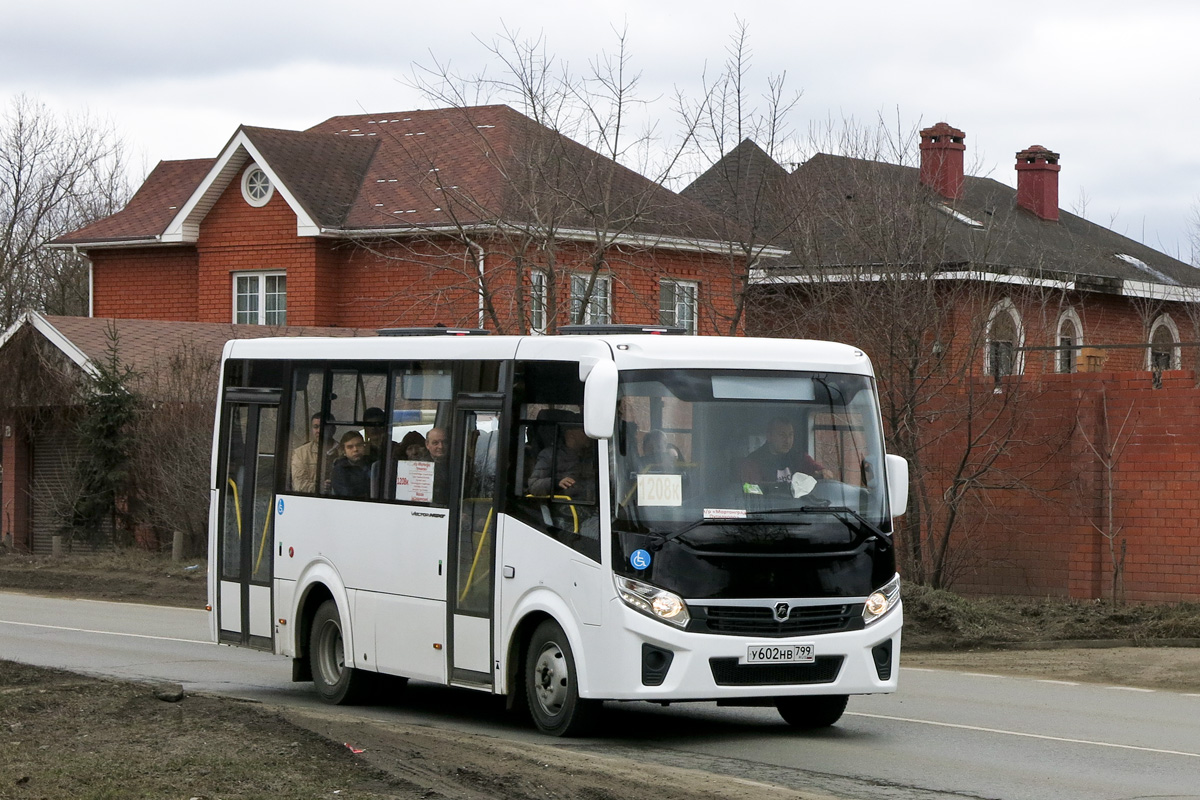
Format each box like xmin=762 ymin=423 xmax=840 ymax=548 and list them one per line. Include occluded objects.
xmin=4 ymin=1 xmax=1198 ymax=261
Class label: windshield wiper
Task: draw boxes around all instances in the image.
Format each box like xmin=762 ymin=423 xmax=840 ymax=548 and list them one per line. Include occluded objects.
xmin=745 ymin=505 xmax=891 ymax=541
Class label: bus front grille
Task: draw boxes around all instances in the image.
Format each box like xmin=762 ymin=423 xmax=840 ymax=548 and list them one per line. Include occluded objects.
xmin=694 ymin=604 xmax=863 ymax=637
xmin=709 ymin=656 xmax=844 ymax=686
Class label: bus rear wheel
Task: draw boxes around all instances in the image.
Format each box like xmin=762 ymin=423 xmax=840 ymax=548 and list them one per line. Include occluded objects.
xmin=525 ymin=620 xmax=598 ymax=736
xmin=775 ymin=694 xmax=848 ymax=729
xmin=310 ymin=600 xmax=370 ymax=705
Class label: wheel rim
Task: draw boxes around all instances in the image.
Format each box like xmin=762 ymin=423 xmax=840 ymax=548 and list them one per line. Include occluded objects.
xmin=316 ymin=618 xmax=345 ymax=686
xmin=532 ymin=640 xmax=568 ymax=717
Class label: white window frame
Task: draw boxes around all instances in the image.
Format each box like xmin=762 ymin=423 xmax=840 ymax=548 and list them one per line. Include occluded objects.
xmin=1055 ymin=308 xmax=1083 ymax=374
xmin=1148 ymin=313 xmax=1180 ymax=370
xmin=570 ymin=273 xmax=611 ymax=325
xmin=241 ymin=166 xmax=274 ymax=208
xmin=659 ymin=278 xmax=699 ymax=334
xmin=984 ymin=298 xmax=1025 ymax=377
xmin=529 ymin=270 xmax=548 ymax=334
xmin=234 ymin=271 xmax=287 ymax=325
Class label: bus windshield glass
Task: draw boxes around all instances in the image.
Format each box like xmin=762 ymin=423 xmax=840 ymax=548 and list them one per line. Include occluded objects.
xmin=613 ymin=369 xmax=890 ymax=542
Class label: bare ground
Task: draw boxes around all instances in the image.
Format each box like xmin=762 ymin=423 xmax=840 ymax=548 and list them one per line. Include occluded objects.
xmin=3 ymin=550 xmax=1200 ymax=798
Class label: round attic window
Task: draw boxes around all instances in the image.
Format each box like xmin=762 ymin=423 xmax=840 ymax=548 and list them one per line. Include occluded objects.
xmin=241 ymin=166 xmax=273 ymax=207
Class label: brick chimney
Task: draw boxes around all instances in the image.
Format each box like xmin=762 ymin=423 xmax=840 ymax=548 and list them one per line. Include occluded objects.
xmin=1014 ymin=145 xmax=1060 ymax=221
xmin=919 ymin=122 xmax=966 ymax=200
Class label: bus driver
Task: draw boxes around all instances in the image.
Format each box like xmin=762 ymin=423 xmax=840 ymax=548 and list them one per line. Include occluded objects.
xmin=738 ymin=417 xmax=833 ymax=487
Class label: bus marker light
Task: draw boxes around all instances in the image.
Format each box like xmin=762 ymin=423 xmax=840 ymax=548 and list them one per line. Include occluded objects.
xmin=288 ymin=547 xmax=294 ymax=558
xmin=205 ymin=605 xmax=212 ymax=612
xmin=278 ymin=618 xmax=287 ymax=625
xmin=433 ymin=643 xmax=443 ymax=650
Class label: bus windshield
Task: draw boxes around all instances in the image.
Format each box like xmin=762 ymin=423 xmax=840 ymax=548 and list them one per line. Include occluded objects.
xmin=613 ymin=368 xmax=890 ymax=545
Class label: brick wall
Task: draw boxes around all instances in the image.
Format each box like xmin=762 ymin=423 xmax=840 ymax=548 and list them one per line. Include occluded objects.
xmin=196 ymin=166 xmax=318 ymax=323
xmin=1 ymin=414 xmax=31 ymax=550
xmin=927 ymin=369 xmax=1200 ymax=602
xmin=91 ymin=248 xmax=199 ymax=320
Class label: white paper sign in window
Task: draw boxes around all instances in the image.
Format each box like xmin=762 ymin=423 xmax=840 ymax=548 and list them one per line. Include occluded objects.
xmin=396 ymin=460 xmax=435 ymax=503
xmin=637 ymin=474 xmax=683 ymax=507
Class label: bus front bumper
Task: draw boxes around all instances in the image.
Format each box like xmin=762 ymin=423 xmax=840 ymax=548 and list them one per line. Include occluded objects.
xmin=583 ymin=598 xmax=902 ymax=702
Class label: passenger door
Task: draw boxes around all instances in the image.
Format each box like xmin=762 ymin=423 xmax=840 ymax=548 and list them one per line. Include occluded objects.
xmin=216 ymin=393 xmax=280 ymax=650
xmin=447 ymin=402 xmax=503 ymax=686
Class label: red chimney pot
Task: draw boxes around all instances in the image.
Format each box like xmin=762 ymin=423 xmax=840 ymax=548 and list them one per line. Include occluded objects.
xmin=1014 ymin=145 xmax=1061 ymax=221
xmin=919 ymin=122 xmax=966 ymax=200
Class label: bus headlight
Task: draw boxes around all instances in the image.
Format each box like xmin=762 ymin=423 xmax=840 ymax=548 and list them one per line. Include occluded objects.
xmin=862 ymin=574 xmax=901 ymax=626
xmin=615 ymin=575 xmax=690 ymax=627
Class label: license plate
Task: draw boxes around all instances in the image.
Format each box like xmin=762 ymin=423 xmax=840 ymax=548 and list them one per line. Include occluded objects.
xmin=745 ymin=643 xmax=815 ymax=664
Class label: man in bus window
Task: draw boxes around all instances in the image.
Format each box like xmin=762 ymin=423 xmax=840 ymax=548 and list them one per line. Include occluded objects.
xmin=363 ymin=407 xmax=389 ymax=464
xmin=291 ymin=412 xmax=334 ymax=493
xmin=426 ymin=426 xmax=449 ymax=505
xmin=528 ymin=425 xmax=597 ymax=504
xmin=332 ymin=431 xmax=372 ymax=498
xmin=739 ymin=417 xmax=833 ymax=487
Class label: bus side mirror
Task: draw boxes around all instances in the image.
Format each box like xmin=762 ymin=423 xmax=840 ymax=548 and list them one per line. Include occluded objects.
xmin=583 ymin=360 xmax=618 ymax=439
xmin=885 ymin=454 xmax=908 ymax=518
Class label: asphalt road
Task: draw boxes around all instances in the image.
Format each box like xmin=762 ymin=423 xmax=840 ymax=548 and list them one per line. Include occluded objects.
xmin=3 ymin=592 xmax=1199 ymax=800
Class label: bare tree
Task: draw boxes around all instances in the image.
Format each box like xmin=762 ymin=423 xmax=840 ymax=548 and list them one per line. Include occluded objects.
xmin=361 ymin=24 xmax=716 ymax=334
xmin=675 ymin=19 xmax=804 ymax=335
xmin=750 ymin=119 xmax=1071 ymax=588
xmin=0 ymin=95 xmax=131 ymax=326
xmin=1076 ymin=387 xmax=1136 ymax=604
xmin=127 ymin=341 xmax=221 ymax=556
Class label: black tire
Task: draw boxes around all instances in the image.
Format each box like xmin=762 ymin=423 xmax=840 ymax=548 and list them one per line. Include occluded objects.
xmin=776 ymin=694 xmax=849 ymax=729
xmin=310 ymin=599 xmax=370 ymax=705
xmin=524 ymin=620 xmax=599 ymax=736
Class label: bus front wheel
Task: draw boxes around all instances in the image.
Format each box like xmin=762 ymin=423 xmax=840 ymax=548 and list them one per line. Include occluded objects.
xmin=525 ymin=620 xmax=598 ymax=736
xmin=310 ymin=600 xmax=369 ymax=705
xmin=775 ymin=694 xmax=848 ymax=729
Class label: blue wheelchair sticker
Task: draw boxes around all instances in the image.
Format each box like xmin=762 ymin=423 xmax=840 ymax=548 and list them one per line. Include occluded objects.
xmin=630 ymin=549 xmax=651 ymax=570
xmin=277 ymin=498 xmax=285 ymax=515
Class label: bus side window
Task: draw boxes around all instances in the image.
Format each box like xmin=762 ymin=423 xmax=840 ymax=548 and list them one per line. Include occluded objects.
xmin=288 ymin=368 xmax=328 ymax=495
xmin=322 ymin=369 xmax=387 ymax=499
xmin=508 ymin=360 xmax=599 ymax=561
xmin=389 ymin=363 xmax=453 ymax=506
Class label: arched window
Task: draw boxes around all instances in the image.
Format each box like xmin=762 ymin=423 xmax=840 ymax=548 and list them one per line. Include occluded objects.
xmin=1055 ymin=308 xmax=1083 ymax=373
xmin=985 ymin=299 xmax=1024 ymax=377
xmin=1148 ymin=314 xmax=1180 ymax=370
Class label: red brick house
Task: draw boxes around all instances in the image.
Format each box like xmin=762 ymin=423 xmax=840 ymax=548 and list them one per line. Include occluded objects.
xmin=56 ymin=105 xmax=762 ymax=335
xmin=684 ymin=123 xmax=1200 ymax=602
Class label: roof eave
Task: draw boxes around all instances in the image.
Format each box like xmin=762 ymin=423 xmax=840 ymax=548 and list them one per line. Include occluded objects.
xmin=319 ymin=223 xmax=789 ymax=257
xmin=751 ymin=266 xmax=1200 ymax=301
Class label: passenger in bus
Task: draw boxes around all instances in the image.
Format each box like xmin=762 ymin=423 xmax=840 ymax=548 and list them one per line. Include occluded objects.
xmin=528 ymin=425 xmax=597 ymax=503
xmin=363 ymin=407 xmax=389 ymax=464
xmin=398 ymin=430 xmax=430 ymax=461
xmin=331 ymin=431 xmax=372 ymax=498
xmin=426 ymin=427 xmax=450 ymax=505
xmin=739 ymin=417 xmax=833 ymax=487
xmin=291 ymin=412 xmax=335 ymax=493
xmin=640 ymin=429 xmax=682 ymax=472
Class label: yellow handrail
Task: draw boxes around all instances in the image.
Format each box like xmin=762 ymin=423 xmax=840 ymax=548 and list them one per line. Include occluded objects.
xmin=458 ymin=506 xmax=494 ymax=603
xmin=226 ymin=478 xmax=242 ymax=540
xmin=253 ymin=494 xmax=273 ymax=577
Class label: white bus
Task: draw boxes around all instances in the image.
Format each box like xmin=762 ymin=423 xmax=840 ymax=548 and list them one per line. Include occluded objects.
xmin=209 ymin=327 xmax=907 ymax=736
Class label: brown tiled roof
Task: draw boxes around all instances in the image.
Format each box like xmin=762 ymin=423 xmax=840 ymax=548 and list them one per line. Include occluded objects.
xmin=680 ymin=138 xmax=795 ymax=243
xmin=240 ymin=126 xmax=378 ymax=227
xmin=60 ymin=105 xmax=735 ymax=247
xmin=305 ymin=105 xmax=731 ymax=240
xmin=43 ymin=316 xmax=374 ymax=379
xmin=54 ymin=159 xmax=214 ymax=244
xmin=686 ymin=147 xmax=1200 ymax=290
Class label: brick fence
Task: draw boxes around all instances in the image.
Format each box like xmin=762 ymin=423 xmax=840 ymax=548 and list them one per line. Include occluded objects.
xmin=928 ymin=369 xmax=1200 ymax=601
